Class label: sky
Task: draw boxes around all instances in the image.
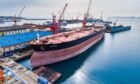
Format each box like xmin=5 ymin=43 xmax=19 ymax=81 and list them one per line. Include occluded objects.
xmin=0 ymin=0 xmax=140 ymax=19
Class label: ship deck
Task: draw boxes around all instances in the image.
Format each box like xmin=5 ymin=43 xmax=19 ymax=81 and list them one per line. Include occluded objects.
xmin=30 ymin=28 xmax=101 ymax=45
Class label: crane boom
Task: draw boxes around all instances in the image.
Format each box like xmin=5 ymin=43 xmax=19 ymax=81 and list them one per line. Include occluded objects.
xmin=113 ymin=19 xmax=119 ymax=26
xmin=87 ymin=0 xmax=92 ymax=17
xmin=59 ymin=3 xmax=68 ymax=20
xmin=13 ymin=6 xmax=25 ymax=25
xmin=115 ymin=19 xmax=118 ymax=23
xmin=18 ymin=6 xmax=26 ymax=17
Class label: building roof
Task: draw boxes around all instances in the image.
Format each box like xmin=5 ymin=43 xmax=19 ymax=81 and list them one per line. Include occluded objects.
xmin=0 ymin=25 xmax=32 ymax=32
xmin=0 ymin=31 xmax=52 ymax=48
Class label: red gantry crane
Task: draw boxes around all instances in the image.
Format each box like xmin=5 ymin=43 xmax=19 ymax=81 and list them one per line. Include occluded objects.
xmin=50 ymin=15 xmax=57 ymax=34
xmin=50 ymin=3 xmax=68 ymax=34
xmin=82 ymin=0 xmax=92 ymax=27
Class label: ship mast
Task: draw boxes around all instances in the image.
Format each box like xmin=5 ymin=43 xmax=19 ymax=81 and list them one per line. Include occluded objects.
xmin=82 ymin=0 xmax=92 ymax=27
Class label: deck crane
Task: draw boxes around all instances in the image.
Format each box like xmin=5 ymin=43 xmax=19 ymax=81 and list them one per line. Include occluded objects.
xmin=82 ymin=0 xmax=92 ymax=27
xmin=13 ymin=6 xmax=25 ymax=26
xmin=59 ymin=3 xmax=68 ymax=22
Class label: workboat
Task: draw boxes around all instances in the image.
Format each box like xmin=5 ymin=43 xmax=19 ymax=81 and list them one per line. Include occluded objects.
xmin=106 ymin=25 xmax=131 ymax=33
xmin=29 ymin=25 xmax=105 ymax=68
xmin=105 ymin=19 xmax=131 ymax=33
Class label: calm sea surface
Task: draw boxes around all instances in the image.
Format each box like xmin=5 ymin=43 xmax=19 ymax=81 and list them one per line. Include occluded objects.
xmin=19 ymin=18 xmax=140 ymax=84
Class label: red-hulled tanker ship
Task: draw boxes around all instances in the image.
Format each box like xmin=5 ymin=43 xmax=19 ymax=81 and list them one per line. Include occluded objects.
xmin=29 ymin=19 xmax=105 ymax=68
xmin=29 ymin=0 xmax=105 ymax=68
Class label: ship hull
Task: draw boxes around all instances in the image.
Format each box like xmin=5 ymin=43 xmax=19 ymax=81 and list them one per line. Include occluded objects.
xmin=30 ymin=31 xmax=105 ymax=68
